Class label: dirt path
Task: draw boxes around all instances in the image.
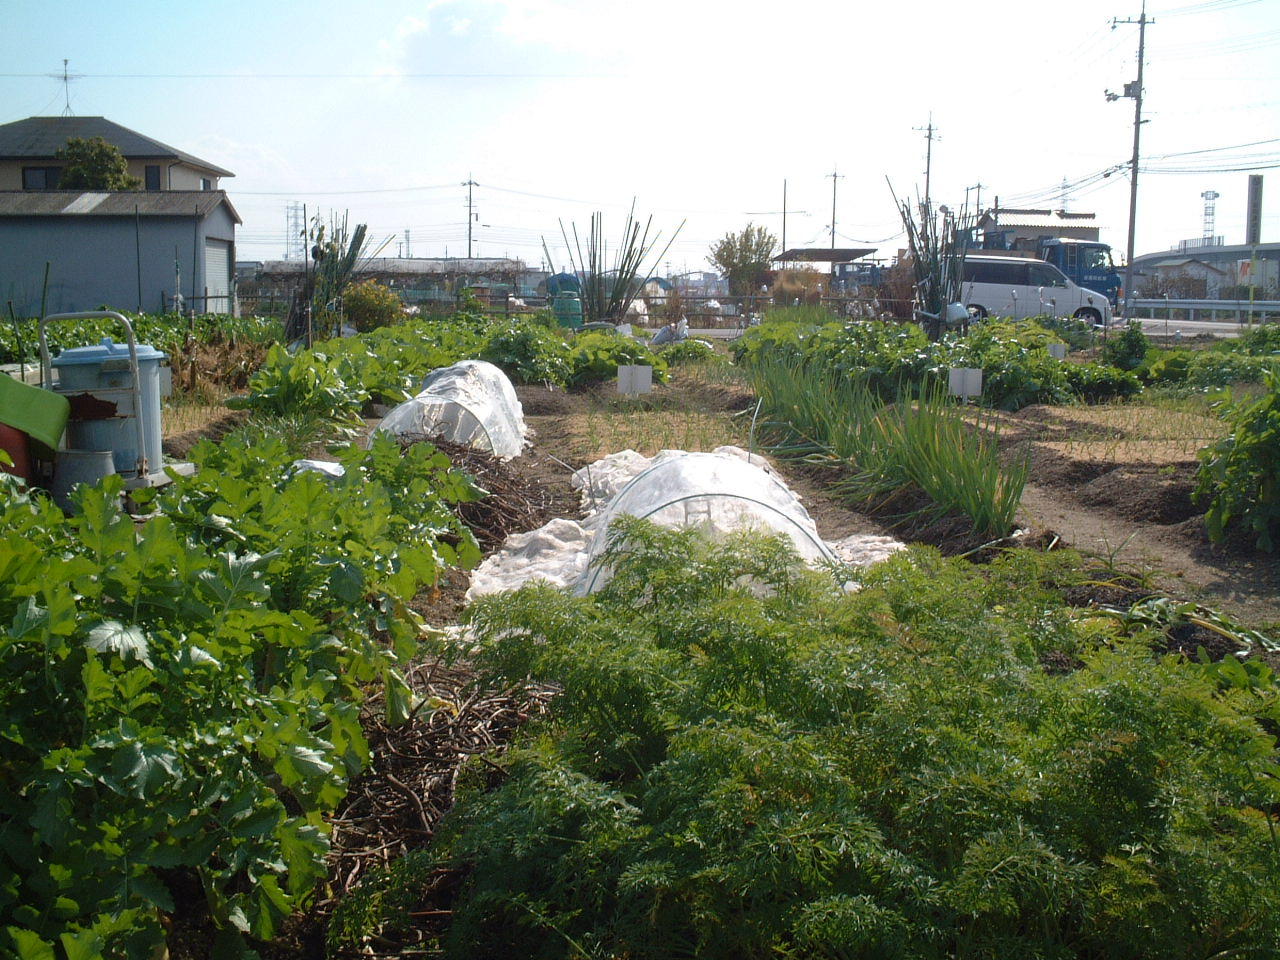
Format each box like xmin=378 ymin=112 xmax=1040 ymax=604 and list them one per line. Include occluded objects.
xmin=1017 ymin=480 xmax=1280 ymax=623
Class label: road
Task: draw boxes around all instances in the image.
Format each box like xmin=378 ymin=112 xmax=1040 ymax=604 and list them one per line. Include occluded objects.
xmin=1121 ymin=316 xmax=1244 ymax=338
xmin=692 ymin=318 xmax=1253 ymax=340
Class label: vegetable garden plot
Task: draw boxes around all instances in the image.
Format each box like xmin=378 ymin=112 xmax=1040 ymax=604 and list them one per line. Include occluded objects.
xmin=466 ymin=445 xmax=903 ymax=602
xmin=376 ymin=360 xmax=527 ymax=460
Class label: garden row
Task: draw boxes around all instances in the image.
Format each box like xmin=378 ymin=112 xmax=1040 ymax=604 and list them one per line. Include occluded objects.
xmin=332 ymin=522 xmax=1280 ymax=958
xmin=739 ymin=313 xmax=1280 ymax=552
xmin=739 ymin=311 xmax=1280 ymax=410
xmin=737 ymin=313 xmax=1141 ymax=411
xmin=1 ymin=312 xmax=281 ymax=367
xmin=0 ymin=431 xmax=483 ymax=958
xmin=1138 ymin=323 xmax=1280 ymax=389
xmin=233 ymin=311 xmax=711 ymax=427
xmin=0 ymin=308 xmax=720 ymax=957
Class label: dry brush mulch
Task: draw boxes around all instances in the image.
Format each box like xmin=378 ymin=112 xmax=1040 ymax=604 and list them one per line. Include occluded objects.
xmin=267 ymin=438 xmax=581 ymax=955
xmin=422 ymin=437 xmax=580 ymax=551
xmin=322 ymin=660 xmax=554 ymax=917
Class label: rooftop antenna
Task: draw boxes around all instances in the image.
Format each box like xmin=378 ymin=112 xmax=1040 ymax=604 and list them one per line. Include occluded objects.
xmin=60 ymin=59 xmax=74 ymax=116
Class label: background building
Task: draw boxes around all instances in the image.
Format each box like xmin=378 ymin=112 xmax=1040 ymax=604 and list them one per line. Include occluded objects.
xmin=976 ymin=208 xmax=1102 ymax=247
xmin=0 ymin=116 xmax=233 ymax=192
xmin=0 ymin=190 xmax=240 ymax=316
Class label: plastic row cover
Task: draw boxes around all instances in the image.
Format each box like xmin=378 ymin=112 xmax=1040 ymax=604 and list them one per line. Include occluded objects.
xmin=464 ymin=446 xmax=905 ymax=608
xmin=376 ymin=360 xmax=526 ymax=459
xmin=577 ymin=448 xmax=835 ymax=593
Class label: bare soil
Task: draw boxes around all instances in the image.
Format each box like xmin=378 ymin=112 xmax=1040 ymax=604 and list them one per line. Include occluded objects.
xmin=996 ymin=406 xmax=1280 ymax=624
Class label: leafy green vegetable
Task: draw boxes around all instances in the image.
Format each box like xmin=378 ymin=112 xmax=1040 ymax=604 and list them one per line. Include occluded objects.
xmin=400 ymin=522 xmax=1280 ymax=959
xmin=0 ymin=434 xmax=480 ymax=954
xmin=567 ymin=331 xmax=667 ymax=387
xmin=1195 ymin=369 xmax=1280 ymax=550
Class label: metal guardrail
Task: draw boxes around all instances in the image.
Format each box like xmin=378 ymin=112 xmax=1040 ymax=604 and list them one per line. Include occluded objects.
xmin=1128 ymin=298 xmax=1280 ymax=322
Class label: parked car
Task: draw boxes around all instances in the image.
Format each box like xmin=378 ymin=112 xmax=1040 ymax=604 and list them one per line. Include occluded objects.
xmin=960 ymin=255 xmax=1111 ymax=325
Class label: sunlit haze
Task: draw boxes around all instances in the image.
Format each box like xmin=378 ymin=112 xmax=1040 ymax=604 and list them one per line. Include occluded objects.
xmin=4 ymin=0 xmax=1277 ymax=270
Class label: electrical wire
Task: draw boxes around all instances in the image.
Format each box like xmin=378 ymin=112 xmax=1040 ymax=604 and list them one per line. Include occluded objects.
xmin=234 ymin=183 xmax=458 ymax=196
xmin=1142 ymin=159 xmax=1280 ymax=173
xmin=0 ymin=70 xmax=621 ymax=80
xmin=1160 ymin=27 xmax=1280 ymax=59
xmin=1159 ymin=0 xmax=1261 ymax=14
xmin=1147 ymin=136 xmax=1280 ymax=159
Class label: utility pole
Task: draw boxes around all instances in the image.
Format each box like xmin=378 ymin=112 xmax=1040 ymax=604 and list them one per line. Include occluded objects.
xmin=827 ymin=168 xmax=844 ymax=278
xmin=463 ymin=177 xmax=477 ymax=258
xmin=1109 ymin=1 xmax=1152 ymax=319
xmin=965 ymin=182 xmax=984 ymax=219
xmin=404 ymin=228 xmax=412 ymax=258
xmin=915 ymin=116 xmax=938 ymax=218
xmin=782 ymin=179 xmax=787 ymax=258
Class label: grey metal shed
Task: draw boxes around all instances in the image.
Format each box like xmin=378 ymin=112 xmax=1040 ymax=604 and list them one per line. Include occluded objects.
xmin=0 ymin=190 xmax=241 ymax=316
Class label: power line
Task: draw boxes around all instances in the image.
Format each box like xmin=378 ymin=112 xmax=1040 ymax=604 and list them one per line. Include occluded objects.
xmin=1142 ymin=159 xmax=1280 ymax=172
xmin=234 ymin=183 xmax=457 ymax=196
xmin=0 ymin=70 xmax=621 ymax=80
xmin=1147 ymin=136 xmax=1280 ymax=159
xmin=1159 ymin=0 xmax=1260 ymax=14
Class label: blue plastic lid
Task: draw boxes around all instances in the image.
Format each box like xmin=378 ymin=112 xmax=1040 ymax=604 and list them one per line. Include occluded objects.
xmin=51 ymin=337 xmax=167 ymax=367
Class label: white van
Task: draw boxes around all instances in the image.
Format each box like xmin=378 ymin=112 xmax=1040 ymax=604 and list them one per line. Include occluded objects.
xmin=960 ymin=255 xmax=1112 ymax=325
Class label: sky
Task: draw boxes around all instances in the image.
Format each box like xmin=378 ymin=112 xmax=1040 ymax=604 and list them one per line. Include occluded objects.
xmin=2 ymin=0 xmax=1278 ymax=273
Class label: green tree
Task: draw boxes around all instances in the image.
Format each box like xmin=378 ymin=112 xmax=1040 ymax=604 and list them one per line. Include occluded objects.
xmin=708 ymin=223 xmax=778 ymax=295
xmin=55 ymin=136 xmax=142 ymax=190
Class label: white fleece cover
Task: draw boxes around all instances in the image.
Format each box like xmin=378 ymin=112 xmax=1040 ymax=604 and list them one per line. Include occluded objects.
xmin=465 ymin=445 xmax=904 ymax=602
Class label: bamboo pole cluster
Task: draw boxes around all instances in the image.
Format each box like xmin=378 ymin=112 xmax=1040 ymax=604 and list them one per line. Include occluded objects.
xmin=545 ymin=203 xmax=682 ymax=324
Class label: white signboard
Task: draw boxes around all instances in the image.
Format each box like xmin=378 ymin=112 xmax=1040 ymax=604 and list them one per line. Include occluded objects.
xmin=618 ymin=364 xmax=654 ymax=395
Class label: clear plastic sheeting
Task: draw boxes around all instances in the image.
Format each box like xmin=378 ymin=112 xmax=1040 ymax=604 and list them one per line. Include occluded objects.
xmin=465 ymin=445 xmax=905 ymax=605
xmin=572 ymin=445 xmax=780 ymax=511
xmin=291 ymin=459 xmax=346 ymax=479
xmin=376 ymin=360 xmax=526 ymax=460
xmin=576 ymin=448 xmax=835 ymax=594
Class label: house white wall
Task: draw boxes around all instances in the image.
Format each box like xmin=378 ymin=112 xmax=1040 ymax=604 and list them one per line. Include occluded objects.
xmin=0 ymin=159 xmax=220 ymax=191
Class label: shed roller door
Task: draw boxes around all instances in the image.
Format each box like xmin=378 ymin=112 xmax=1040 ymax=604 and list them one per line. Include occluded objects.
xmin=204 ymin=239 xmax=232 ymax=311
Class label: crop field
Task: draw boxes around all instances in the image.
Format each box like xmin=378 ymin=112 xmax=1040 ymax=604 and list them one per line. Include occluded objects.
xmin=986 ymin=401 xmax=1228 ymax=464
xmin=4 ymin=308 xmax=1280 ymax=959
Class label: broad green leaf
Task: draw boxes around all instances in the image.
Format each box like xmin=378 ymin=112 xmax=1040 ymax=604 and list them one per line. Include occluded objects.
xmin=276 ymin=743 xmax=333 ymax=783
xmin=384 ymin=668 xmax=416 ymax=727
xmin=6 ymin=929 xmax=55 ymax=960
xmin=58 ymin=928 xmax=104 ymax=960
xmin=130 ymin=872 xmax=175 ymax=913
xmin=9 ymin=598 xmax=48 ymax=640
xmin=111 ymin=740 xmax=179 ymax=799
xmin=231 ymin=806 xmax=281 ymax=840
xmin=327 ymin=560 xmax=366 ymax=604
xmin=85 ymin=620 xmax=152 ymax=668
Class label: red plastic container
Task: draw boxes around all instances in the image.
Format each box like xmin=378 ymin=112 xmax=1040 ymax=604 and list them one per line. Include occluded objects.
xmin=0 ymin=423 xmax=33 ymax=482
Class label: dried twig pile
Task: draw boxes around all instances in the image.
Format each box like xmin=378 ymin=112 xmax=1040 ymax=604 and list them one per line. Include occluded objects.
xmin=324 ymin=658 xmax=554 ymax=906
xmin=398 ymin=435 xmax=577 ymax=549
